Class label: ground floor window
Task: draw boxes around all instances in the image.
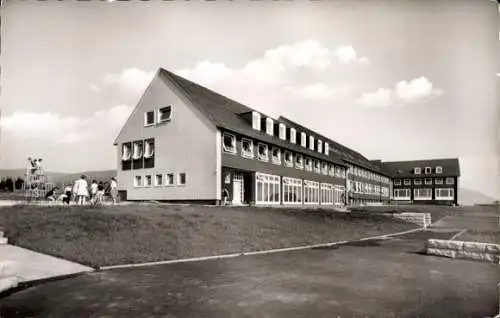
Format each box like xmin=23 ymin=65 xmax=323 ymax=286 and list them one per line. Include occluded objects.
xmin=283 ymin=177 xmax=302 ymax=204
xmin=320 ymin=183 xmax=334 ymax=205
xmin=256 ymin=172 xmax=280 ymax=204
xmin=334 ymin=186 xmax=345 ymax=205
xmin=435 ymin=188 xmax=454 ymax=199
xmin=303 ymin=180 xmax=319 ymax=204
xmin=414 ymin=188 xmax=432 ymax=200
xmin=393 ymin=189 xmax=410 ymax=199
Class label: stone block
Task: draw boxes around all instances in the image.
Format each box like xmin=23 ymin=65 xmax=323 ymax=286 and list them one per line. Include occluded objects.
xmin=462 ymin=242 xmax=487 ymax=253
xmin=485 ymin=244 xmax=500 ymax=254
xmin=427 ymin=248 xmax=457 ymax=258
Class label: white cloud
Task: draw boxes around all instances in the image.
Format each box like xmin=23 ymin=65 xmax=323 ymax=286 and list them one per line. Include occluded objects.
xmin=496 ymin=73 xmax=500 ymax=77
xmin=90 ymin=84 xmax=99 ymax=92
xmin=102 ymin=68 xmax=155 ymax=95
xmin=0 ymin=105 xmax=133 ymax=145
xmin=334 ymin=45 xmax=370 ymax=64
xmin=284 ymin=83 xmax=351 ymax=101
xmin=358 ymin=77 xmax=444 ymax=107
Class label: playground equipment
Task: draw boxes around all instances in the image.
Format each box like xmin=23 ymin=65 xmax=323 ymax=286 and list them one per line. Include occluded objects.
xmin=23 ymin=157 xmax=54 ymax=202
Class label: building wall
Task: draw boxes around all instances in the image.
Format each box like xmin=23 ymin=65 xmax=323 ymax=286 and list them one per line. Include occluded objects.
xmin=115 ymin=72 xmax=218 ymax=201
xmin=391 ymin=176 xmax=458 ymax=205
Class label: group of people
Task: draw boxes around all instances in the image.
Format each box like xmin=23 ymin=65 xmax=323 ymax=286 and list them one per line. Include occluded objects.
xmin=45 ymin=175 xmax=118 ymax=206
xmin=28 ymin=157 xmax=43 ymax=176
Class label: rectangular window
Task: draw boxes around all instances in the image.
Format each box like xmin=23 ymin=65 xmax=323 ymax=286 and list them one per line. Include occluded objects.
xmin=241 ymin=138 xmax=254 ymax=158
xmin=290 ymin=128 xmax=297 ymax=144
xmin=222 ymin=133 xmax=236 ymax=154
xmin=425 ymin=167 xmax=431 ymax=174
xmin=166 ymin=173 xmax=174 ymax=186
xmin=155 ymin=174 xmax=163 ymax=187
xmin=279 ymin=123 xmax=286 ymax=140
xmin=178 ymin=173 xmax=186 ymax=185
xmin=321 ymin=162 xmax=329 ymax=175
xmin=257 ymin=143 xmax=269 ymax=162
xmin=320 ymin=183 xmax=334 ymax=205
xmin=256 ymin=172 xmax=280 ymax=204
xmin=414 ymin=179 xmax=422 ymax=185
xmin=134 ymin=176 xmax=142 ymax=187
xmin=266 ymin=118 xmax=274 ymax=135
xmin=317 ymin=140 xmax=323 ymax=153
xmin=324 ymin=142 xmax=329 ymax=155
xmin=144 ymin=175 xmax=152 ymax=187
xmin=435 ymin=178 xmax=443 ymax=185
xmin=414 ymin=188 xmax=432 ymax=199
xmin=404 ymin=179 xmax=411 ymax=186
xmin=158 ymin=106 xmax=172 ymax=123
xmin=313 ymin=160 xmax=321 ymax=174
xmin=305 ymin=157 xmax=312 ymax=171
xmin=284 ymin=151 xmax=293 ymax=167
xmin=328 ymin=164 xmax=335 ymax=177
xmin=394 ymin=179 xmax=402 ymax=186
xmin=309 ymin=136 xmax=315 ymax=150
xmin=414 ymin=167 xmax=421 ymax=175
xmin=144 ymin=111 xmax=155 ymax=126
xmin=271 ymin=147 xmax=281 ymax=165
xmin=283 ymin=177 xmax=303 ymax=204
xmin=393 ymin=189 xmax=410 ymax=199
xmin=132 ymin=141 xmax=144 ymax=160
xmin=425 ymin=178 xmax=432 ymax=185
xmin=436 ymin=166 xmax=442 ymax=174
xmin=144 ymin=139 xmax=155 ymax=159
xmin=252 ymin=111 xmax=261 ymax=130
xmin=121 ymin=143 xmax=132 ymax=161
xmin=303 ymin=180 xmax=319 ymax=204
xmin=295 ymin=154 xmax=304 ymax=169
xmin=335 ymin=166 xmax=342 ymax=178
xmin=435 ymin=188 xmax=454 ymax=199
xmin=446 ymin=177 xmax=454 ymax=185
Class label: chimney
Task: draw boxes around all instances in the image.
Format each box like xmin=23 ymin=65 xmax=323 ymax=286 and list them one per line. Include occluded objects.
xmin=252 ymin=111 xmax=261 ymax=131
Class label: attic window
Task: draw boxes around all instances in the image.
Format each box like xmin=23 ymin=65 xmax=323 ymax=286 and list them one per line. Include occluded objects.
xmin=266 ymin=118 xmax=274 ymax=135
xmin=252 ymin=112 xmax=261 ymax=130
xmin=425 ymin=167 xmax=431 ymax=174
xmin=309 ymin=136 xmax=315 ymax=151
xmin=158 ymin=106 xmax=172 ymax=123
xmin=257 ymin=143 xmax=269 ymax=162
xmin=271 ymin=147 xmax=281 ymax=165
xmin=279 ymin=124 xmax=286 ymax=140
xmin=144 ymin=111 xmax=155 ymax=126
xmin=317 ymin=140 xmax=323 ymax=153
xmin=290 ymin=128 xmax=297 ymax=144
xmin=222 ymin=133 xmax=236 ymax=154
xmin=241 ymin=138 xmax=254 ymax=158
xmin=324 ymin=142 xmax=329 ymax=155
xmin=414 ymin=167 xmax=421 ymax=175
xmin=301 ymin=132 xmax=307 ymax=147
xmin=436 ymin=166 xmax=442 ymax=174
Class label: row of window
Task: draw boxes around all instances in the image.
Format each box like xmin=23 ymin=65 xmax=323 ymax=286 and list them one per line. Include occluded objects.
xmin=346 ymin=164 xmax=390 ymax=184
xmin=144 ymin=106 xmax=172 ymax=126
xmin=134 ymin=173 xmax=187 ymax=187
xmin=348 ymin=180 xmax=390 ymax=196
xmin=394 ymin=177 xmax=454 ymax=186
xmin=223 ymin=133 xmax=346 ymax=178
xmin=251 ymin=112 xmax=331 ymax=156
xmin=414 ymin=166 xmax=442 ymax=175
xmin=255 ymin=172 xmax=345 ymax=205
xmin=393 ymin=188 xmax=454 ymax=199
xmin=122 ymin=139 xmax=155 ymax=161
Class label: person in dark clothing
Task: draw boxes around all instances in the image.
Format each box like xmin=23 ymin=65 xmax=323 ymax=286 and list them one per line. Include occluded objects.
xmin=45 ymin=187 xmax=59 ymax=201
xmin=222 ymin=188 xmax=229 ymax=205
xmin=95 ymin=181 xmax=105 ymax=205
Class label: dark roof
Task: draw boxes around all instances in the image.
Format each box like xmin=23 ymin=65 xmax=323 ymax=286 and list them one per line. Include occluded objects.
xmin=159 ymin=68 xmax=346 ymax=166
xmin=278 ymin=116 xmax=382 ymax=173
xmin=380 ymin=158 xmax=460 ymax=178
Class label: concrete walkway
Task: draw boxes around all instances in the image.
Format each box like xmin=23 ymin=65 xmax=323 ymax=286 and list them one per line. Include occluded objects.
xmin=0 ymin=244 xmax=93 ymax=292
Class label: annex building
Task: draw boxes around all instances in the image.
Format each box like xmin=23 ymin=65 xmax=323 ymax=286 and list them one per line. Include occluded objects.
xmin=114 ymin=68 xmax=460 ymax=206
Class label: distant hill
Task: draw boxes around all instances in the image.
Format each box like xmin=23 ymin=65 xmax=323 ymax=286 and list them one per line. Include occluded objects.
xmin=0 ymin=169 xmax=117 ymax=186
xmin=459 ymin=188 xmax=498 ymax=206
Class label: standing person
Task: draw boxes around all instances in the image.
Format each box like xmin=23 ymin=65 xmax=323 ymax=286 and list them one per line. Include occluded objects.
xmin=90 ymin=180 xmax=98 ymax=204
xmin=222 ymin=187 xmax=229 ymax=206
xmin=74 ymin=175 xmax=89 ymax=205
xmin=95 ymin=181 xmax=105 ymax=206
xmin=110 ymin=177 xmax=118 ymax=205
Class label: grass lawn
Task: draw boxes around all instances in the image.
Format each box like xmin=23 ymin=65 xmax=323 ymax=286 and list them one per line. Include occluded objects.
xmin=454 ymin=229 xmax=500 ymax=245
xmin=0 ymin=204 xmax=416 ymax=268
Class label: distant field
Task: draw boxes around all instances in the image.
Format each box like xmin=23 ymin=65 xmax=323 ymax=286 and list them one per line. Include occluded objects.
xmin=0 ymin=204 xmax=416 ymax=268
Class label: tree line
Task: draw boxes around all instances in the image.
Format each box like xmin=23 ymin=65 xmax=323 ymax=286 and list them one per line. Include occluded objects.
xmin=0 ymin=177 xmax=24 ymax=192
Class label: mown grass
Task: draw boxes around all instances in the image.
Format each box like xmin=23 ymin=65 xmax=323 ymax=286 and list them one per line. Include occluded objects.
xmin=0 ymin=204 xmax=416 ymax=268
xmin=454 ymin=229 xmax=500 ymax=245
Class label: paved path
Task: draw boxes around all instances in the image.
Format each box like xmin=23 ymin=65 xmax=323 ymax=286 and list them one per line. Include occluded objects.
xmin=1 ymin=230 xmax=498 ymax=318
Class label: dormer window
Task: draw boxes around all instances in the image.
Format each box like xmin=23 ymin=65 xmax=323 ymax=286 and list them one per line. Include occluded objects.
xmin=266 ymin=118 xmax=274 ymax=135
xmin=279 ymin=123 xmax=286 ymax=140
xmin=271 ymin=147 xmax=281 ymax=165
xmin=324 ymin=142 xmax=329 ymax=155
xmin=252 ymin=111 xmax=261 ymax=130
xmin=436 ymin=166 xmax=442 ymax=174
xmin=144 ymin=111 xmax=155 ymax=126
xmin=295 ymin=154 xmax=304 ymax=169
xmin=321 ymin=162 xmax=328 ymax=175
xmin=241 ymin=138 xmax=254 ymax=158
xmin=158 ymin=106 xmax=172 ymax=123
xmin=305 ymin=157 xmax=312 ymax=171
xmin=121 ymin=143 xmax=131 ymax=161
xmin=414 ymin=167 xmax=421 ymax=175
xmin=309 ymin=136 xmax=315 ymax=150
xmin=317 ymin=140 xmax=323 ymax=153
xmin=301 ymin=132 xmax=307 ymax=147
xmin=257 ymin=143 xmax=269 ymax=162
xmin=425 ymin=167 xmax=431 ymax=174
xmin=132 ymin=141 xmax=143 ymax=160
xmin=290 ymin=128 xmax=297 ymax=144
xmin=284 ymin=151 xmax=293 ymax=167
xmin=222 ymin=133 xmax=236 ymax=154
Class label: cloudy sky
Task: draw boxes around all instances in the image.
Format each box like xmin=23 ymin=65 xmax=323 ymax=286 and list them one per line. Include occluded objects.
xmin=1 ymin=0 xmax=499 ymax=198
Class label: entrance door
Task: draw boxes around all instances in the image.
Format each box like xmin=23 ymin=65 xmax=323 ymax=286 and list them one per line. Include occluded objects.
xmin=232 ymin=173 xmax=244 ymax=205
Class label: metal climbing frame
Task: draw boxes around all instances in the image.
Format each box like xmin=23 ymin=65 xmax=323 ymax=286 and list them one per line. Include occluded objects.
xmin=23 ymin=158 xmax=54 ymax=202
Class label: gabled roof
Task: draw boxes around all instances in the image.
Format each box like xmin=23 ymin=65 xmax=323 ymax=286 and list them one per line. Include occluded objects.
xmin=160 ymin=68 xmax=346 ymax=166
xmin=380 ymin=158 xmax=460 ymax=178
xmin=278 ymin=116 xmax=381 ymax=173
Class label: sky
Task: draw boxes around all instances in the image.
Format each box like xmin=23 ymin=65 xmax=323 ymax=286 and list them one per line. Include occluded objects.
xmin=0 ymin=0 xmax=499 ymax=198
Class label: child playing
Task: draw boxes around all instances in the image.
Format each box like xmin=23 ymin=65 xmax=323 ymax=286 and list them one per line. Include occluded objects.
xmin=95 ymin=181 xmax=105 ymax=205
